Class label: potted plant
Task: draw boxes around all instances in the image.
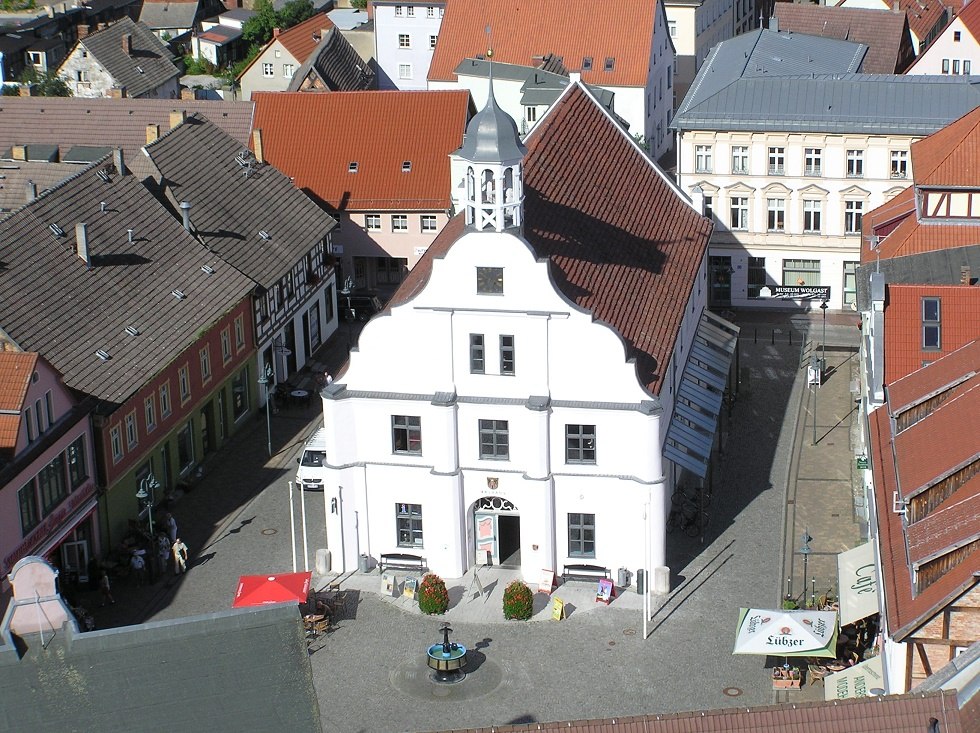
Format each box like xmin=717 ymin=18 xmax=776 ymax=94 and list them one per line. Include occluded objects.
xmin=502 ymin=580 xmax=534 ymax=620
xmin=417 ymin=573 xmax=449 ymax=615
xmin=772 ymin=665 xmax=802 ymax=689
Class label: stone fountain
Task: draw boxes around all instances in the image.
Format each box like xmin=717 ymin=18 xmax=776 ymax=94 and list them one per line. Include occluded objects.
xmin=425 ymin=622 xmax=467 ymax=683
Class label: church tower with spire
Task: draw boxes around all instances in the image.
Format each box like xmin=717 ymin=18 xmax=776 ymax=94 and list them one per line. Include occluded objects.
xmin=451 ymin=65 xmax=527 ymax=233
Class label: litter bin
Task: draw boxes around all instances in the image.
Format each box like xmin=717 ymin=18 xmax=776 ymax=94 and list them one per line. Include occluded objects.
xmin=635 ymin=568 xmax=645 ymax=594
xmin=617 ymin=567 xmax=632 ymax=588
xmin=358 ymin=553 xmax=371 ymax=573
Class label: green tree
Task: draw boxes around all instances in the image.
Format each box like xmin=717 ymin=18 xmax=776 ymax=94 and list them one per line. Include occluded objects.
xmin=18 ymin=68 xmax=71 ymax=97
xmin=242 ymin=0 xmax=314 ymax=47
xmin=277 ymin=0 xmax=314 ymax=28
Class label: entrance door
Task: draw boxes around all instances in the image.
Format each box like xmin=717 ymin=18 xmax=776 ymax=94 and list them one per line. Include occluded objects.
xmin=284 ymin=321 xmax=298 ymax=375
xmin=475 ymin=512 xmax=498 ymax=566
xmin=300 ymin=310 xmax=310 ymax=366
xmin=709 ymin=255 xmax=732 ymax=306
xmin=200 ymin=401 xmax=215 ymax=455
xmin=497 ymin=515 xmax=521 ymax=567
xmin=61 ymin=540 xmax=89 ymax=584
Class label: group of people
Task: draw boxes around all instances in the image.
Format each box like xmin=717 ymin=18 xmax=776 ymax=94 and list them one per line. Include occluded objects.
xmin=99 ymin=512 xmax=190 ymax=607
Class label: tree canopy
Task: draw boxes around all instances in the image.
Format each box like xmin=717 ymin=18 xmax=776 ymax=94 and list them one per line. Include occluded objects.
xmin=242 ymin=0 xmax=315 ymax=47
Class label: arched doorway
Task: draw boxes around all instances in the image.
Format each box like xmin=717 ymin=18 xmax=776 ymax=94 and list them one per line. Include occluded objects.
xmin=473 ymin=496 xmax=520 ymax=567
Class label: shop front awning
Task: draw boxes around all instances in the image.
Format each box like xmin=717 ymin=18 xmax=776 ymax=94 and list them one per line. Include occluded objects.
xmin=837 ymin=542 xmax=880 ymax=626
xmin=664 ymin=310 xmax=739 ymax=478
xmin=824 ymin=655 xmax=885 ymax=700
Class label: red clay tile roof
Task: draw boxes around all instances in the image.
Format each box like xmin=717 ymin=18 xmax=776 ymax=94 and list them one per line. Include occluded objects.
xmin=887 ymin=338 xmax=980 ymax=411
xmin=773 ymin=3 xmax=913 ymax=73
xmin=870 ymin=343 xmax=980 ymax=639
xmin=910 ymin=104 xmax=980 ymax=187
xmin=883 ymin=284 xmax=980 ymax=384
xmin=250 ymin=91 xmax=471 ymax=211
xmin=959 ymin=0 xmax=980 ymax=39
xmin=428 ymin=0 xmax=656 ymax=88
xmin=277 ymin=13 xmax=335 ymax=65
xmin=434 ymin=690 xmax=964 ymax=733
xmin=391 ymin=84 xmax=711 ymax=396
xmin=900 ymin=0 xmax=953 ymax=43
xmin=0 ymin=352 xmax=37 ymax=450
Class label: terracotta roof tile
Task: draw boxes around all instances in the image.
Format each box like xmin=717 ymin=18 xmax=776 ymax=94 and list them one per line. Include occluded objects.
xmin=0 ymin=352 xmax=37 ymax=450
xmin=906 ymin=478 xmax=980 ymax=563
xmin=898 ymin=0 xmax=953 ymax=43
xmin=888 ymin=338 xmax=980 ymax=411
xmin=959 ymin=0 xmax=980 ymax=38
xmin=428 ymin=0 xmax=656 ymax=88
xmin=910 ymin=104 xmax=980 ymax=187
xmin=773 ymin=3 xmax=914 ymax=72
xmin=278 ymin=13 xmax=335 ymax=65
xmin=250 ymin=91 xmax=471 ymax=211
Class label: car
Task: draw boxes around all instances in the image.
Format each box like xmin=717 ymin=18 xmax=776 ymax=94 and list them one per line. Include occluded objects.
xmin=295 ymin=428 xmax=327 ymax=491
xmin=339 ymin=292 xmax=383 ymax=322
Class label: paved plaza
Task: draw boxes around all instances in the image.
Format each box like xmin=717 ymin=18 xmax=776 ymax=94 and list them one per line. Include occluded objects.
xmin=75 ymin=310 xmax=863 ymax=732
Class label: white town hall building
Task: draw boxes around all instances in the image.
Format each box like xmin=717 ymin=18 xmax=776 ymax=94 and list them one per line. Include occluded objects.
xmin=318 ymin=80 xmax=736 ymax=591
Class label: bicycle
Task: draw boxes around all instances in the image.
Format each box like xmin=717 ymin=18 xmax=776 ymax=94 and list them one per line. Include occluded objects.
xmin=666 ymin=503 xmax=709 ymax=538
xmin=672 ymin=483 xmax=711 ymax=509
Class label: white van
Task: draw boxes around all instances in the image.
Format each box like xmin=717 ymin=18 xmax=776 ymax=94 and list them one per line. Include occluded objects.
xmin=295 ymin=428 xmax=327 ymax=490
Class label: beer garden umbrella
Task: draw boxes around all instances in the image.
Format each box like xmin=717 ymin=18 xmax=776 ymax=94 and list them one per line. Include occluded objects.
xmin=733 ymin=608 xmax=839 ymax=658
xmin=232 ymin=571 xmax=312 ymax=608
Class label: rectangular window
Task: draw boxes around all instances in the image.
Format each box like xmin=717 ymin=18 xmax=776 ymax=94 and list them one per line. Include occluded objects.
xmin=110 ymin=426 xmax=123 ymax=462
xmin=232 ymin=367 xmax=249 ymax=420
xmin=395 ymin=4 xmax=403 ymax=15
xmin=262 ymin=63 xmax=274 ymax=77
xmin=427 ymin=6 xmax=436 ymax=17
xmin=38 ymin=454 xmax=67 ymax=515
xmin=221 ymin=329 xmax=232 ymax=365
xmin=965 ymin=60 xmax=972 ymax=75
xmin=398 ymin=63 xmax=413 ymax=80
xmin=731 ymin=145 xmax=749 ymax=174
xmin=922 ymin=297 xmax=941 ymax=349
xmin=19 ymin=481 xmax=39 ymax=534
xmin=568 ymin=512 xmax=596 ymax=558
xmin=479 ymin=419 xmax=509 ymax=459
xmin=843 ymin=261 xmax=858 ymax=308
xmin=846 ymin=149 xmax=864 ymax=177
xmin=730 ymin=196 xmax=748 ymax=230
xmin=177 ymin=420 xmax=194 ymax=472
xmin=695 ymin=145 xmax=712 ymax=173
xmin=767 ymin=198 xmax=785 ymax=232
xmin=953 ymin=59 xmax=961 ymax=74
xmin=25 ymin=405 xmax=35 ymax=442
xmin=160 ymin=382 xmax=172 ymax=419
xmin=469 ymin=334 xmax=485 ymax=374
xmin=406 ymin=5 xmax=414 ymax=15
xmin=45 ymin=391 xmax=54 ymax=427
xmin=35 ymin=399 xmax=45 ymax=433
xmin=890 ymin=150 xmax=908 ymax=179
xmin=235 ymin=315 xmax=246 ymax=350
xmin=500 ymin=335 xmax=515 ymax=375
xmin=144 ymin=396 xmax=157 ymax=433
xmin=365 ymin=214 xmax=381 ymax=230
xmin=283 ymin=63 xmax=294 ymax=78
xmin=747 ymin=256 xmax=767 ymax=298
xmin=804 ymin=147 xmax=822 ymax=176
xmin=942 ymin=58 xmax=950 ymax=74
xmin=200 ymin=345 xmax=212 ymax=382
xmin=565 ymin=424 xmax=596 ymax=464
xmin=525 ymin=106 xmax=538 ymax=123
xmin=783 ymin=259 xmax=820 ymax=286
xmin=392 ymin=415 xmax=422 ymax=454
xmin=396 ymin=503 xmax=423 ymax=547
xmin=704 ymin=195 xmax=713 ymax=220
xmin=429 ymin=35 xmax=437 ymax=50
xmin=669 ymin=20 xmax=677 ymax=36
xmin=803 ymin=200 xmax=822 ymax=233
xmin=768 ymin=146 xmax=785 ymax=175
xmin=66 ymin=435 xmax=87 ymax=490
xmin=398 ymin=33 xmax=410 ymax=49
xmin=178 ymin=364 xmax=191 ymax=403
xmin=421 ymin=215 xmax=437 ymax=232
xmin=125 ymin=412 xmax=138 ymax=449
xmin=845 ymin=200 xmax=864 ymax=234
xmin=392 ymin=214 xmax=408 ymax=231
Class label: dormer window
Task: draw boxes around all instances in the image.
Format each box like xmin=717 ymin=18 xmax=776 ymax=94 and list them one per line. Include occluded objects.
xmin=348 ymin=161 xmax=358 ymax=173
xmin=604 ymin=57 xmax=615 ymax=72
xmin=402 ymin=160 xmax=412 ymax=173
xmin=582 ymin=57 xmax=593 ymax=71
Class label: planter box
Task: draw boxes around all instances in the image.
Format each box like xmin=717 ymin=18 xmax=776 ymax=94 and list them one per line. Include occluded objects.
xmin=772 ymin=678 xmax=801 ymax=689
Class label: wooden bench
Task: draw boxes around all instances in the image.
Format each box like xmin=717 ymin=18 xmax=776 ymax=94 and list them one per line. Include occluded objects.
xmin=561 ymin=564 xmax=611 ymax=583
xmin=378 ymin=552 xmax=426 ymax=575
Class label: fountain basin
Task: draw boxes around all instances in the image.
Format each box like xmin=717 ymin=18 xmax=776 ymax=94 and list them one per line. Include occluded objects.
xmin=426 ymin=643 xmax=467 ymax=673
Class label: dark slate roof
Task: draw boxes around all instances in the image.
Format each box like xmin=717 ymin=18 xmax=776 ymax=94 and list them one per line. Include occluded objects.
xmin=79 ymin=17 xmax=180 ymax=98
xmin=0 ymin=604 xmax=321 ymax=732
xmin=285 ymin=26 xmax=375 ymax=92
xmin=855 ymin=245 xmax=980 ymax=310
xmin=0 ymin=158 xmax=254 ymax=404
xmin=139 ymin=0 xmax=201 ymax=30
xmin=143 ymin=114 xmax=337 ymax=286
xmin=0 ymin=161 xmax=81 ymax=212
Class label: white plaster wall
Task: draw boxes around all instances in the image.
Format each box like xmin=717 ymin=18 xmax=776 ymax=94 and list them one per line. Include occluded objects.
xmin=60 ymin=50 xmax=117 ymax=98
xmin=374 ymin=2 xmax=444 ymax=90
xmin=239 ymin=41 xmax=299 ymax=101
xmin=906 ymin=19 xmax=980 ymax=74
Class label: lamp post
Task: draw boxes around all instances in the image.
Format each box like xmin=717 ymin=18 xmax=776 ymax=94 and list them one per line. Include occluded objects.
xmin=339 ymin=276 xmax=355 ymax=351
xmin=819 ymin=300 xmax=828 ymax=378
xmin=799 ymin=529 xmax=812 ymax=607
xmin=258 ymin=362 xmax=274 ymax=457
xmin=136 ymin=473 xmax=160 ymax=536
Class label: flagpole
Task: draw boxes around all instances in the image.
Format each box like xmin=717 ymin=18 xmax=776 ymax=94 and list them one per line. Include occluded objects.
xmin=300 ymin=479 xmax=310 ymax=572
xmin=288 ymin=481 xmax=297 ymax=573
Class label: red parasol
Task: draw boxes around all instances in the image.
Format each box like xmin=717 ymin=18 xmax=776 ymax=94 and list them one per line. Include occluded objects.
xmin=232 ymin=571 xmax=312 ymax=608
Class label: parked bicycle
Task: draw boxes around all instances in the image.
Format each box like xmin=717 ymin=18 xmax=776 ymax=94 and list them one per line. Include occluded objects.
xmin=672 ymin=483 xmax=711 ymax=509
xmin=666 ymin=502 xmax=709 ymax=538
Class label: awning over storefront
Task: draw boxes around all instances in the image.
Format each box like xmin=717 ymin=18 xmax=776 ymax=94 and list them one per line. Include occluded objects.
xmin=824 ymin=655 xmax=884 ymax=700
xmin=664 ymin=310 xmax=739 ymax=478
xmin=837 ymin=542 xmax=880 ymax=626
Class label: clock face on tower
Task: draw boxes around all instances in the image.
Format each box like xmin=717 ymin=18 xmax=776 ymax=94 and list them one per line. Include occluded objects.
xmin=476 ymin=266 xmax=504 ymax=294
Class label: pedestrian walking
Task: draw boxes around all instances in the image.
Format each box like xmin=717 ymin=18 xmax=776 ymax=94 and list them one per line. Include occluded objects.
xmin=130 ymin=552 xmax=146 ymax=587
xmin=163 ymin=512 xmax=178 ymax=544
xmin=172 ymin=538 xmax=189 ymax=575
xmin=156 ymin=532 xmax=171 ymax=578
xmin=99 ymin=570 xmax=115 ymax=606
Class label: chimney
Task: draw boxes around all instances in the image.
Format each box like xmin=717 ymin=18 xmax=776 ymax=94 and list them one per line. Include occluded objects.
xmin=273 ymin=27 xmax=281 ymax=38
xmin=122 ymin=33 xmax=133 ymax=54
xmin=252 ymin=128 xmax=265 ymax=164
xmin=180 ymin=88 xmax=196 ymax=100
xmin=892 ymin=0 xmax=900 ymax=11
xmin=770 ymin=17 xmax=778 ymax=33
xmin=75 ymin=223 xmax=91 ymax=267
xmin=18 ymin=84 xmax=34 ymax=97
xmin=109 ymin=86 xmax=127 ymax=98
xmin=146 ymin=123 xmax=160 ymax=144
xmin=26 ymin=180 xmax=37 ymax=202
xmin=113 ymin=148 xmax=125 ymax=176
xmin=962 ymin=265 xmax=972 ymax=285
xmin=12 ymin=145 xmax=27 ymax=161
xmin=169 ymin=109 xmax=187 ymax=129
xmin=179 ymin=201 xmax=192 ymax=231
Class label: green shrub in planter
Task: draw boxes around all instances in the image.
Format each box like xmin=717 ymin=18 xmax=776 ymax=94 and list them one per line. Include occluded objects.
xmin=502 ymin=579 xmax=534 ymax=620
xmin=418 ymin=573 xmax=449 ymax=615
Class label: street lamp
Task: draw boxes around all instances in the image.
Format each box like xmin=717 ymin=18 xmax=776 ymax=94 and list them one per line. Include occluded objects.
xmin=819 ymin=300 xmax=828 ymax=378
xmin=258 ymin=362 xmax=274 ymax=457
xmin=339 ymin=276 xmax=355 ymax=351
xmin=136 ymin=473 xmax=160 ymax=536
xmin=799 ymin=529 xmax=813 ymax=607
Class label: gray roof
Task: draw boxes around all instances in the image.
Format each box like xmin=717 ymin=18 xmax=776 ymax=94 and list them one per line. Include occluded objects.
xmin=456 ymin=82 xmax=527 ymax=163
xmin=0 ymin=157 xmax=255 ymax=405
xmin=144 ymin=114 xmax=337 ymax=286
xmin=286 ymin=26 xmax=375 ymax=92
xmin=0 ymin=160 xmax=81 ymax=212
xmin=0 ymin=603 xmax=321 ymax=732
xmin=139 ymin=0 xmax=201 ymax=30
xmin=77 ymin=17 xmax=180 ymax=98
xmin=855 ymin=245 xmax=980 ymax=310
